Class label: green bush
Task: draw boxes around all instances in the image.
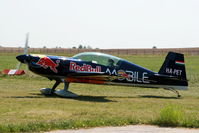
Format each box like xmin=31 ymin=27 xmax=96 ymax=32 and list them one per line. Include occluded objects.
xmin=153 ymin=105 xmax=184 ymax=127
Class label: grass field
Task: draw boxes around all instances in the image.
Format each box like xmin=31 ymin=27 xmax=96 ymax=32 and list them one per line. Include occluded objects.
xmin=0 ymin=52 xmax=199 ymax=132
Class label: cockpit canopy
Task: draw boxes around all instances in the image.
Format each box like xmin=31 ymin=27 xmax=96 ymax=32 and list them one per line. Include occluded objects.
xmin=73 ymin=52 xmax=121 ymax=67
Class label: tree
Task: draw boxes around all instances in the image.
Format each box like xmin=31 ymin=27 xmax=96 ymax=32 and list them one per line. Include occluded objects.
xmin=152 ymin=46 xmax=157 ymax=49
xmin=78 ymin=45 xmax=83 ymax=49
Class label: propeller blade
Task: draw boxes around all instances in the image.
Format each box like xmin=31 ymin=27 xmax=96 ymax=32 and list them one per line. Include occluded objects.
xmin=24 ymin=33 xmax=29 ymax=72
xmin=24 ymin=33 xmax=29 ymax=54
xmin=16 ymin=62 xmax=21 ymax=70
xmin=16 ymin=33 xmax=29 ymax=70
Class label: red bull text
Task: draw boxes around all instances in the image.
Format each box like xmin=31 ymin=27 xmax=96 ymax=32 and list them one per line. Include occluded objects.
xmin=70 ymin=62 xmax=101 ymax=72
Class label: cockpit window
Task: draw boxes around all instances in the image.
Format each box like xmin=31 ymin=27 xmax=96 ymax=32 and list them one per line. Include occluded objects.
xmin=73 ymin=52 xmax=121 ymax=67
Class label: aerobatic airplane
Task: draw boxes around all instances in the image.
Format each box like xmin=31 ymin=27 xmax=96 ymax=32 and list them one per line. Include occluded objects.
xmin=16 ymin=52 xmax=188 ymax=98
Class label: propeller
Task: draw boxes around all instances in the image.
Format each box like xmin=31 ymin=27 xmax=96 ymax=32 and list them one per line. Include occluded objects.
xmin=16 ymin=33 xmax=29 ymax=70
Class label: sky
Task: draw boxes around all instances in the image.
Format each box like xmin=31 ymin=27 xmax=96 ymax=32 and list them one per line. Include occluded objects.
xmin=0 ymin=0 xmax=199 ymax=49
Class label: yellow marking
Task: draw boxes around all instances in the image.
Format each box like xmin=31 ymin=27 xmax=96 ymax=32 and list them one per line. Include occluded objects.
xmin=31 ymin=54 xmax=46 ymax=58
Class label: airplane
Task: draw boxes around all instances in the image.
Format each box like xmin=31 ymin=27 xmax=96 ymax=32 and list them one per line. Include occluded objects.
xmin=16 ymin=51 xmax=188 ymax=98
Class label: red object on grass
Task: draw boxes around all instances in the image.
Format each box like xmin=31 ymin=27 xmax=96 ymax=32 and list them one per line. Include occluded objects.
xmin=1 ymin=69 xmax=25 ymax=75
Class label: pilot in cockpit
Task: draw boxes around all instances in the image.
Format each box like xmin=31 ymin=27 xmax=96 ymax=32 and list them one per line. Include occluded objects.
xmin=108 ymin=58 xmax=114 ymax=67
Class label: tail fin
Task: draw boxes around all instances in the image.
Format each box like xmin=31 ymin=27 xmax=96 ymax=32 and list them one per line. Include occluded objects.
xmin=158 ymin=52 xmax=187 ymax=80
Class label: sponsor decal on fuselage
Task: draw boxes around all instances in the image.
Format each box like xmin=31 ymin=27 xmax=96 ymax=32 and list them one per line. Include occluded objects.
xmin=125 ymin=70 xmax=149 ymax=83
xmin=106 ymin=68 xmax=149 ymax=83
xmin=36 ymin=56 xmax=60 ymax=73
xmin=117 ymin=70 xmax=129 ymax=80
xmin=70 ymin=62 xmax=101 ymax=72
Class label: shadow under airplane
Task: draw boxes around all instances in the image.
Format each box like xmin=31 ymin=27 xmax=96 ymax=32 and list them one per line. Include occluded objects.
xmin=139 ymin=95 xmax=180 ymax=99
xmin=6 ymin=93 xmax=115 ymax=102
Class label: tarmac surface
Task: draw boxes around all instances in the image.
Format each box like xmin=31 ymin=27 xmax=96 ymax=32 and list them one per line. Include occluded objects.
xmin=46 ymin=125 xmax=199 ymax=133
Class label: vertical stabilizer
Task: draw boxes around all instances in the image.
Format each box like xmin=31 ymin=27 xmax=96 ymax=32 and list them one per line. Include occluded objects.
xmin=158 ymin=52 xmax=187 ymax=80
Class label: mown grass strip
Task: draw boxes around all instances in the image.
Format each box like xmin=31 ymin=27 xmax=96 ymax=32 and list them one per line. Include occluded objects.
xmin=0 ymin=117 xmax=141 ymax=132
xmin=1 ymin=113 xmax=199 ymax=132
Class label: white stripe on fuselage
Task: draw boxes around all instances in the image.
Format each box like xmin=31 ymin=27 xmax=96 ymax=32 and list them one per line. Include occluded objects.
xmin=105 ymin=82 xmax=188 ymax=90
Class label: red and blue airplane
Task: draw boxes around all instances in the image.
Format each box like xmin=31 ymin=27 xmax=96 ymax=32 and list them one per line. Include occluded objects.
xmin=16 ymin=52 xmax=188 ymax=98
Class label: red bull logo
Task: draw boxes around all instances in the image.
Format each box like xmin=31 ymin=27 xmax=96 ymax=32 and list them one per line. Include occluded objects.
xmin=36 ymin=57 xmax=60 ymax=73
xmin=70 ymin=62 xmax=101 ymax=72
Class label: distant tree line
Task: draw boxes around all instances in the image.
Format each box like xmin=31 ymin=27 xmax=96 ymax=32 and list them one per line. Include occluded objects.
xmin=41 ymin=45 xmax=95 ymax=49
xmin=72 ymin=45 xmax=93 ymax=49
xmin=0 ymin=44 xmax=157 ymax=49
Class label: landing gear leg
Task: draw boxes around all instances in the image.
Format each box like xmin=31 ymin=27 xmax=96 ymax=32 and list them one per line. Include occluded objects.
xmin=167 ymin=88 xmax=181 ymax=98
xmin=51 ymin=81 xmax=61 ymax=94
xmin=40 ymin=80 xmax=61 ymax=95
xmin=54 ymin=82 xmax=78 ymax=98
xmin=63 ymin=82 xmax=69 ymax=92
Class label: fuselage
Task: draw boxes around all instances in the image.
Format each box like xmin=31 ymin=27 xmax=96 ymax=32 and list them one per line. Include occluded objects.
xmin=16 ymin=52 xmax=188 ymax=90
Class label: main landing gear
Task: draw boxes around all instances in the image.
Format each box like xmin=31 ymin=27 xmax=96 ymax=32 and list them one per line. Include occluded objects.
xmin=40 ymin=81 xmax=78 ymax=97
xmin=164 ymin=88 xmax=181 ymax=98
